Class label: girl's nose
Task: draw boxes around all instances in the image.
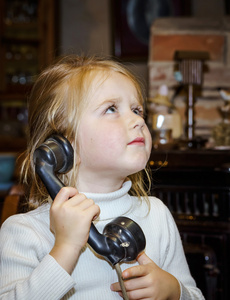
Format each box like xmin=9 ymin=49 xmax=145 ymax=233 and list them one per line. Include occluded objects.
xmin=134 ymin=117 xmax=145 ymax=129
xmin=131 ymin=112 xmax=145 ymax=129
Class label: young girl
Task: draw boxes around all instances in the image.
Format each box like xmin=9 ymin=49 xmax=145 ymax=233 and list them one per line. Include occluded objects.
xmin=0 ymin=55 xmax=204 ymax=299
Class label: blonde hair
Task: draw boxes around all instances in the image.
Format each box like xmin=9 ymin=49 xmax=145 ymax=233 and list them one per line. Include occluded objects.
xmin=21 ymin=55 xmax=151 ymax=210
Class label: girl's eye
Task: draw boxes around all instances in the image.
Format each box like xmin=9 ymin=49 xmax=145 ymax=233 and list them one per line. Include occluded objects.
xmin=105 ymin=105 xmax=117 ymax=114
xmin=133 ymin=106 xmax=144 ymax=117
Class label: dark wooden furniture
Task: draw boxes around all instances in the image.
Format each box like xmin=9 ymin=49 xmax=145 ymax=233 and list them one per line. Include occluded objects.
xmin=0 ymin=0 xmax=57 ymax=153
xmin=149 ymin=149 xmax=230 ymax=300
xmin=0 ymin=184 xmax=24 ymax=226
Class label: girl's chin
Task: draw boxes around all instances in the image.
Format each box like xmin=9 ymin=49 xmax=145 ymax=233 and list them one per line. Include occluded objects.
xmin=125 ymin=165 xmax=148 ymax=177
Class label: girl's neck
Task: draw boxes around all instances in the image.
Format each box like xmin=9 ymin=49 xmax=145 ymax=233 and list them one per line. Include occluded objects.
xmin=77 ymin=177 xmax=126 ymax=194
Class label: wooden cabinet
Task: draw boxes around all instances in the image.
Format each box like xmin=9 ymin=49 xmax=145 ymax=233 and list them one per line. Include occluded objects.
xmin=0 ymin=0 xmax=57 ymax=152
xmin=149 ymin=149 xmax=230 ymax=299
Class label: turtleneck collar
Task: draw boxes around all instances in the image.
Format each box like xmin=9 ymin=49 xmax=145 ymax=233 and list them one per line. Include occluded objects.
xmin=81 ymin=181 xmax=134 ymax=221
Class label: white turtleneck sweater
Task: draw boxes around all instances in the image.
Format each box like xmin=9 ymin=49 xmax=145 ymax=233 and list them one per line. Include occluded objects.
xmin=0 ymin=181 xmax=204 ymax=299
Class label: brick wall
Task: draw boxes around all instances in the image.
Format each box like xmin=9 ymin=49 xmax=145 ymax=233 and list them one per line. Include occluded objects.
xmin=148 ymin=17 xmax=230 ymax=138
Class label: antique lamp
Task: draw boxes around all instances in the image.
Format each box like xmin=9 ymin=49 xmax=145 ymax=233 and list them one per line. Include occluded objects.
xmin=174 ymin=51 xmax=210 ymax=148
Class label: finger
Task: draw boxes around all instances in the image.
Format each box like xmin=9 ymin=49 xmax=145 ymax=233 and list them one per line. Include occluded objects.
xmin=74 ymin=198 xmax=100 ymax=221
xmin=111 ymin=276 xmax=147 ymax=292
xmin=122 ymin=253 xmax=155 ymax=279
xmin=65 ymin=193 xmax=88 ymax=207
xmin=110 ymin=281 xmax=120 ymax=292
xmin=126 ymin=287 xmax=151 ymax=300
xmin=85 ymin=203 xmax=100 ymax=221
xmin=123 ymin=276 xmax=148 ymax=291
xmin=137 ymin=252 xmax=153 ymax=265
xmin=122 ymin=265 xmax=146 ymax=280
xmin=111 ymin=281 xmax=151 ymax=300
xmin=77 ymin=198 xmax=96 ymax=211
xmin=53 ymin=187 xmax=79 ymax=205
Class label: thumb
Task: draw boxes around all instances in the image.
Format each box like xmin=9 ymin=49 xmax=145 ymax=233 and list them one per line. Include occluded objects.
xmin=137 ymin=252 xmax=154 ymax=265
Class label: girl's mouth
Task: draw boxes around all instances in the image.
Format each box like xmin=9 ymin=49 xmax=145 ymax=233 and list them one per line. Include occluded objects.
xmin=128 ymin=137 xmax=145 ymax=145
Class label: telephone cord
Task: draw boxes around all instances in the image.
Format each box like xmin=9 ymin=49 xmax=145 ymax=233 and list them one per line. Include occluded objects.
xmin=114 ymin=263 xmax=129 ymax=300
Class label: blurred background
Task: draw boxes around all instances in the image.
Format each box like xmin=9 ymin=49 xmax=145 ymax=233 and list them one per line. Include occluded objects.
xmin=0 ymin=1 xmax=230 ymax=299
xmin=0 ymin=0 xmax=229 ymax=153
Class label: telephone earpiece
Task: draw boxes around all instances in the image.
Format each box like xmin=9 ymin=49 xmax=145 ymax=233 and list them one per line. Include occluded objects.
xmin=33 ymin=134 xmax=74 ymax=200
xmin=34 ymin=134 xmax=146 ymax=265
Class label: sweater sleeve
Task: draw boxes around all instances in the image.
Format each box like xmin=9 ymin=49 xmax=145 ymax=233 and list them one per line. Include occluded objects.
xmin=0 ymin=215 xmax=75 ymax=300
xmin=161 ymin=206 xmax=205 ymax=300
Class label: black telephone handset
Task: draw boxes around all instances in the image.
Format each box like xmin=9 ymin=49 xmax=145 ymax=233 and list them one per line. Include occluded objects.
xmin=33 ymin=134 xmax=146 ymax=265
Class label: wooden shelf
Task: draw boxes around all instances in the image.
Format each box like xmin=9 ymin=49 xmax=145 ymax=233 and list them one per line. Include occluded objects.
xmin=0 ymin=0 xmax=57 ymax=153
xmin=150 ymin=148 xmax=230 ymax=169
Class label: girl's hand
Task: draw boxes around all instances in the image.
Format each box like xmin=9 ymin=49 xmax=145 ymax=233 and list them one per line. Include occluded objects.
xmin=49 ymin=187 xmax=100 ymax=274
xmin=111 ymin=253 xmax=180 ymax=300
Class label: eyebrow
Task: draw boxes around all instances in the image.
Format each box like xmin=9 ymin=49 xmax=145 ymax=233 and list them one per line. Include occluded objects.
xmin=94 ymin=97 xmax=121 ymax=111
xmin=93 ymin=96 xmax=143 ymax=112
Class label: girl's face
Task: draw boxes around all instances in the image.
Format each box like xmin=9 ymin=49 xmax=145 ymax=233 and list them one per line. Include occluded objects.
xmin=77 ymin=71 xmax=152 ymax=191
